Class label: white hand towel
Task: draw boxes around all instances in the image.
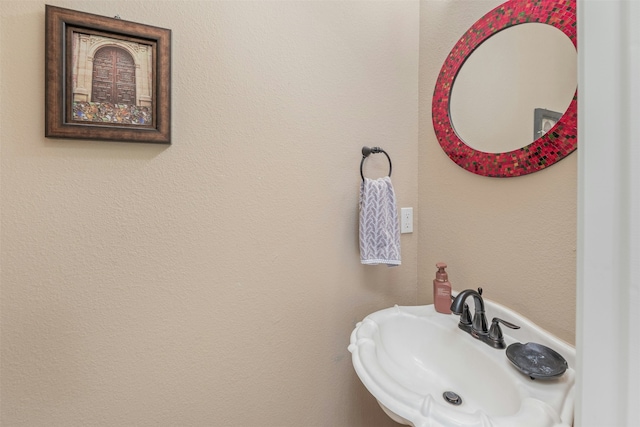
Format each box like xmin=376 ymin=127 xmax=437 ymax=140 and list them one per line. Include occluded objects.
xmin=359 ymin=176 xmax=401 ymax=266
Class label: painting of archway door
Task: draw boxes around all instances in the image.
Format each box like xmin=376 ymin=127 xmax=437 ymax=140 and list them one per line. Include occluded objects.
xmin=72 ymin=33 xmax=153 ymax=126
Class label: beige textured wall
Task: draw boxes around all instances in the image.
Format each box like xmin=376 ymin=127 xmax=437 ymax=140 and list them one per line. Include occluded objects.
xmin=0 ymin=1 xmax=418 ymax=426
xmin=419 ymin=0 xmax=577 ymax=344
xmin=1 ymin=0 xmax=578 ymax=425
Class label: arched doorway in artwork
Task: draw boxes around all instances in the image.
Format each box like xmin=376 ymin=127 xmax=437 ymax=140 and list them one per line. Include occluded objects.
xmin=91 ymin=46 xmax=136 ymax=104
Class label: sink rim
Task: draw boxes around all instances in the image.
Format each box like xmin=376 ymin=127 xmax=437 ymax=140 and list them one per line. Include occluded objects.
xmin=349 ymin=298 xmax=576 ymax=427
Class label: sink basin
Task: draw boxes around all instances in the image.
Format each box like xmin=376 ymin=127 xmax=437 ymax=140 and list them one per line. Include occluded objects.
xmin=348 ymin=298 xmax=575 ymax=427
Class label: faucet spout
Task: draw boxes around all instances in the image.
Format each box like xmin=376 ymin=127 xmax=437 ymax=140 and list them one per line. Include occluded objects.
xmin=450 ymin=288 xmax=484 ymax=314
xmin=450 ymin=288 xmax=488 ymax=336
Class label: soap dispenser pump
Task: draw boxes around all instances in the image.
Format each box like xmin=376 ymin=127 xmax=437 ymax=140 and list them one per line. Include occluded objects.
xmin=433 ymin=262 xmax=452 ymax=314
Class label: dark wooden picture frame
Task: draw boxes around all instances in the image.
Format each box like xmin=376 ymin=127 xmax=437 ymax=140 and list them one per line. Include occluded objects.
xmin=533 ymin=108 xmax=562 ymax=141
xmin=45 ymin=5 xmax=171 ymax=144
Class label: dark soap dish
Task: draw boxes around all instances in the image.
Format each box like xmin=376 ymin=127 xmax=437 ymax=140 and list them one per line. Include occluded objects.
xmin=506 ymin=342 xmax=568 ymax=380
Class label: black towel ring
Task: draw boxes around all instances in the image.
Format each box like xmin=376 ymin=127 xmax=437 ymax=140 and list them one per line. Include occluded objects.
xmin=360 ymin=146 xmax=392 ymax=181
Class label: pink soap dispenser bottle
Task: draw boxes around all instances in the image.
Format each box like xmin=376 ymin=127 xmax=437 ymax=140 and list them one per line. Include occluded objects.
xmin=433 ymin=262 xmax=452 ymax=314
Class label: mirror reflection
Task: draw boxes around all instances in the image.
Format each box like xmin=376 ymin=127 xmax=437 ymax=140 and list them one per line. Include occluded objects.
xmin=449 ymin=23 xmax=577 ymax=153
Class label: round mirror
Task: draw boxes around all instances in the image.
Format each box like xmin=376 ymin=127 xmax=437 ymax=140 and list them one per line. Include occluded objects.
xmin=450 ymin=23 xmax=577 ymax=153
xmin=432 ymin=0 xmax=577 ymax=177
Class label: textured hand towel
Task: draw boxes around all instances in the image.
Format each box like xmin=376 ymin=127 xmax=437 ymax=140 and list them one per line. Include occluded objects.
xmin=359 ymin=176 xmax=401 ymax=266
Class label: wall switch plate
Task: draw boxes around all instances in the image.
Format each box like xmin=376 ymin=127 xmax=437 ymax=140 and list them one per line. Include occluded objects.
xmin=401 ymin=207 xmax=413 ymax=234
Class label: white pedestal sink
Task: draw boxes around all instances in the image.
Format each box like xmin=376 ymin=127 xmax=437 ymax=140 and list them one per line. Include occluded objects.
xmin=348 ymin=298 xmax=575 ymax=427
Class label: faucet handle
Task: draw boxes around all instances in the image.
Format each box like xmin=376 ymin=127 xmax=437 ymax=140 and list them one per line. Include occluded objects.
xmin=460 ymin=303 xmax=472 ymax=326
xmin=489 ymin=317 xmax=520 ymax=345
xmin=492 ymin=317 xmax=519 ymax=328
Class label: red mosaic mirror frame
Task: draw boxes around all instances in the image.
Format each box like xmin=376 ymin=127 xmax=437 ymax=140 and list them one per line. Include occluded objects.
xmin=432 ymin=0 xmax=577 ymax=177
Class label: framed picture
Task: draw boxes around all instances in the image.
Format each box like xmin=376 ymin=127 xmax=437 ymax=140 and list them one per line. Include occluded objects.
xmin=45 ymin=5 xmax=171 ymax=144
xmin=533 ymin=108 xmax=562 ymax=140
